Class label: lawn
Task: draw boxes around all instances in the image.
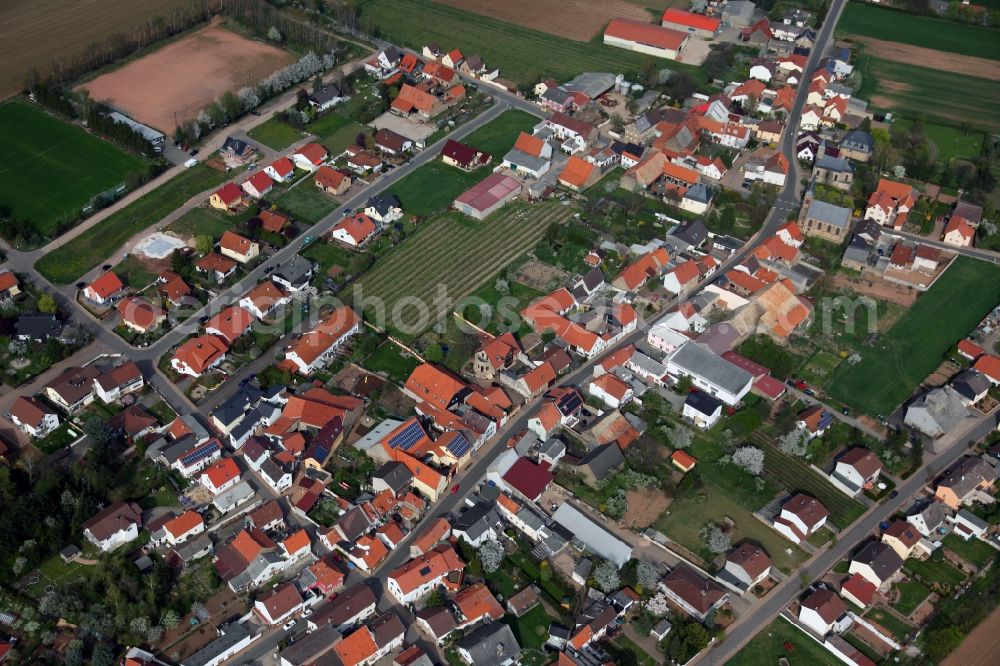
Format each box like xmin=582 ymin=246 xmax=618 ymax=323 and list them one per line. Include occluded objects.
xmin=893 ymin=579 xmax=931 ymax=616
xmin=357 ymin=0 xmax=704 ymax=85
xmin=762 ymin=446 xmax=867 ymax=527
xmin=0 ymin=99 xmax=148 ymax=238
xmin=501 ymin=605 xmax=553 ymax=651
xmin=348 ymin=203 xmax=573 ymax=340
xmin=852 ymin=53 xmax=1000 ymax=132
xmin=654 ymin=488 xmax=808 ymax=574
xmin=26 ymin=555 xmax=89 ymax=598
xmin=363 ymin=341 xmax=420 ymax=384
xmin=146 ymin=398 xmax=176 ymax=424
xmin=462 ymin=277 xmax=545 ymax=335
xmin=462 ymin=110 xmax=540 ymax=157
xmin=248 ymin=116 xmax=305 ymax=151
xmin=387 ymin=161 xmax=489 ymax=217
xmin=943 ymin=534 xmax=998 ymax=568
xmin=276 ymin=184 xmax=339 ymax=224
xmin=864 ymin=607 xmax=914 ymax=641
xmin=894 ymin=118 xmax=986 ymax=163
xmin=301 ymin=238 xmax=368 ymax=277
xmin=114 ymin=255 xmax=157 ymax=289
xmin=168 ymin=205 xmax=240 ymax=241
xmin=34 ymin=423 xmax=81 ymax=454
xmin=728 ymin=615 xmax=843 ymax=666
xmin=36 ymin=163 xmax=231 ymax=283
xmin=838 ymin=3 xmax=1000 ymax=61
xmin=608 ymin=635 xmax=658 ymax=666
xmin=905 ymin=557 xmax=967 ymax=586
xmin=827 ymin=257 xmax=1000 ymax=416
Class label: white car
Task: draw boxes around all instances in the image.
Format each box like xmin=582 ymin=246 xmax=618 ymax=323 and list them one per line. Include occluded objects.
xmin=302 ymin=607 xmax=313 ymax=618
xmin=282 ymin=620 xmax=296 ymax=631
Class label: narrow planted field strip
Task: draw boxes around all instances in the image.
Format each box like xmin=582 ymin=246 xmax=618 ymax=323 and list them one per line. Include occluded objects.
xmin=853 ymin=36 xmax=1000 ymax=81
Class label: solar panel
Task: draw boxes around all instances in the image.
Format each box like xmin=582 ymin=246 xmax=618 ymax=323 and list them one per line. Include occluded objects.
xmin=387 ymin=420 xmax=424 ymax=451
xmin=446 ymin=433 xmax=472 ymax=458
xmin=180 ymin=440 xmax=219 ymax=468
xmin=558 ymin=391 xmax=583 ymax=414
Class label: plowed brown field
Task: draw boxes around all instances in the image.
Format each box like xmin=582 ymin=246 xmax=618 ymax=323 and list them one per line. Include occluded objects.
xmin=852 ymin=36 xmax=1000 ymax=81
xmin=434 ymin=0 xmax=655 ymax=41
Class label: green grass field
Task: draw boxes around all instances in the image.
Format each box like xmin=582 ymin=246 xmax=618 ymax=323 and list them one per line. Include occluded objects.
xmin=462 ymin=110 xmax=540 ymax=157
xmin=762 ymin=446 xmax=866 ymax=527
xmin=943 ymin=534 xmax=998 ymax=568
xmin=853 ymin=54 xmax=1000 ymax=132
xmin=655 ymin=489 xmax=807 ymax=574
xmin=349 ymin=203 xmax=572 ymax=339
xmin=864 ymin=608 xmax=914 ymax=641
xmin=168 ymin=206 xmax=239 ymax=241
xmin=0 ymin=100 xmax=147 ymax=236
xmin=827 ymin=257 xmax=1000 ymax=416
xmin=358 ymin=0 xmax=703 ymax=85
xmin=363 ymin=341 xmax=420 ymax=383
xmin=248 ymin=117 xmax=304 ymax=151
xmin=388 ymin=161 xmax=489 ymax=217
xmin=36 ymin=163 xmax=231 ymax=283
xmin=893 ymin=580 xmax=931 ymax=616
xmin=276 ymin=185 xmax=339 ymax=224
xmin=892 ymin=118 xmax=985 ymax=162
xmin=905 ymin=558 xmax=968 ymax=586
xmin=729 ymin=616 xmax=843 ymax=666
xmin=838 ymin=3 xmax=1000 ymax=61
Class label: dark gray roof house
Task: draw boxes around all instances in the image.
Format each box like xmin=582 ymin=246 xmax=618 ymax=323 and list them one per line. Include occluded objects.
xmin=670 ymin=219 xmax=709 ymax=249
xmin=577 ymin=443 xmax=625 ymax=484
xmin=455 ymin=621 xmax=520 ymax=666
xmin=841 ymin=130 xmax=873 ymax=156
xmin=952 ymin=369 xmax=990 ymax=403
xmin=373 ymin=461 xmax=413 ymax=495
xmin=272 ymin=255 xmax=314 ymax=291
xmin=452 ymin=503 xmax=502 ymax=544
xmin=366 ymin=193 xmax=402 ymax=218
xmin=852 ymin=541 xmax=903 ymax=584
xmin=15 ymin=312 xmax=64 ymax=341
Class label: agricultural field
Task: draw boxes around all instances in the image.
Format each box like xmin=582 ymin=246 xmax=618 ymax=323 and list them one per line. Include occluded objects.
xmin=826 ymin=257 xmax=1000 ymax=417
xmin=728 ymin=616 xmax=843 ymax=666
xmin=462 ymin=110 xmax=540 ymax=157
xmin=0 ymin=0 xmax=193 ymax=98
xmin=36 ymin=163 xmax=231 ymax=283
xmin=837 ymin=4 xmax=1000 ymax=61
xmin=77 ymin=25 xmax=295 ymax=132
xmin=357 ymin=0 xmax=703 ymax=85
xmin=433 ymin=0 xmax=652 ymax=41
xmin=0 ymin=100 xmax=148 ymax=238
xmin=853 ymin=54 xmax=1000 ymax=132
xmin=388 ymin=161 xmax=488 ymax=217
xmin=348 ymin=203 xmax=573 ymax=339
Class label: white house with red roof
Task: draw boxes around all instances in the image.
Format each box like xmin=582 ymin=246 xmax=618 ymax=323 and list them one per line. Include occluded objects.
xmin=241 ymin=171 xmax=274 ymax=199
xmin=331 ymin=213 xmax=378 ymax=247
xmin=864 ymin=179 xmax=916 ymax=229
xmin=773 ymin=493 xmax=828 ymax=544
xmin=200 ymin=458 xmax=241 ymax=495
xmin=254 ymin=582 xmax=304 ymax=625
xmin=84 ymin=271 xmax=124 ymax=305
xmin=292 ymin=143 xmax=329 ymax=172
xmin=942 ymin=216 xmax=974 ymax=247
xmin=164 ymin=510 xmax=205 ymax=546
xmin=265 ymin=156 xmax=295 ymax=183
xmin=171 ymin=334 xmax=228 ymax=377
xmin=588 ymin=373 xmax=633 ymax=409
xmin=9 ymin=395 xmax=59 ymax=438
xmin=219 ymin=230 xmax=260 ymax=264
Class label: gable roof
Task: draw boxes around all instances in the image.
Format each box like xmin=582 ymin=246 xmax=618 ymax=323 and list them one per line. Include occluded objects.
xmin=295 ymin=142 xmax=328 ymax=166
xmin=662 ymin=8 xmax=721 ymax=32
xmin=837 ymin=447 xmax=882 ymax=477
xmin=558 ymin=156 xmax=597 ymax=189
xmin=268 ymin=156 xmax=294 ymax=178
xmin=802 ymin=588 xmax=846 ymax=623
xmin=333 ymin=212 xmax=377 ymax=244
xmin=605 ymin=18 xmax=688 ymax=50
xmin=404 ymin=363 xmax=467 ymax=410
xmin=205 ymin=305 xmax=254 ymax=343
xmin=173 ymin=334 xmax=228 ymax=374
xmin=117 ymin=296 xmax=165 ymax=330
xmin=213 ymin=182 xmax=242 ymax=205
xmin=87 ymin=271 xmax=124 ymax=298
xmin=315 ymin=165 xmax=350 ymax=191
xmin=727 ymin=542 xmax=771 ymax=579
xmin=220 ymin=230 xmax=256 ymax=256
xmin=662 ymin=563 xmax=726 ymax=614
xmin=387 ymin=543 xmax=465 ymax=595
xmin=502 ymin=457 xmax=554 ymax=500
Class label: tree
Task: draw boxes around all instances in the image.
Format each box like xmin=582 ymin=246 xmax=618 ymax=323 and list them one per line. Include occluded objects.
xmin=478 ymin=538 xmax=504 ymax=574
xmin=779 ymin=429 xmax=809 ymax=456
xmin=424 ymin=343 xmax=444 ymax=363
xmin=37 ymin=292 xmax=58 ymax=314
xmin=268 ymin=26 xmax=283 ymax=42
xmin=593 ymin=559 xmax=620 ymax=592
xmin=732 ymin=446 xmax=764 ymax=475
xmin=669 ymin=425 xmax=694 ymax=450
xmin=635 ymin=561 xmax=660 ymax=590
xmin=161 ymin=608 xmax=180 ymax=629
xmin=91 ymin=643 xmax=115 ymax=666
xmin=674 ymin=375 xmax=693 ymax=394
xmin=82 ymin=414 xmax=116 ymax=448
xmin=238 ymin=86 xmax=260 ymax=112
xmin=195 ymin=234 xmax=213 ymax=255
xmin=700 ymin=523 xmax=730 ymax=554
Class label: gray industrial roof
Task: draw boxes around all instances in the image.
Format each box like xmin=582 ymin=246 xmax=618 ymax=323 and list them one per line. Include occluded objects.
xmin=669 ymin=342 xmax=754 ymax=395
xmin=551 ymin=502 xmax=633 ymax=567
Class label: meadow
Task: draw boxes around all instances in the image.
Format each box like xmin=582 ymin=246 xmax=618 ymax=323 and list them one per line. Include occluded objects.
xmin=827 ymin=257 xmax=1000 ymax=416
xmin=0 ymin=100 xmax=147 ymax=237
xmin=36 ymin=163 xmax=230 ymax=283
xmin=348 ymin=203 xmax=573 ymax=339
xmin=854 ymin=54 xmax=1000 ymax=132
xmin=838 ymin=4 xmax=1000 ymax=61
xmin=462 ymin=110 xmax=540 ymax=156
xmin=357 ymin=0 xmax=703 ymax=85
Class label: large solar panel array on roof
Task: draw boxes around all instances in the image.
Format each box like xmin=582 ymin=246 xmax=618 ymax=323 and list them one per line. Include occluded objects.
xmin=557 ymin=390 xmax=583 ymax=414
xmin=446 ymin=433 xmax=472 ymax=458
xmin=180 ymin=440 xmax=220 ymax=468
xmin=387 ymin=420 xmax=424 ymax=451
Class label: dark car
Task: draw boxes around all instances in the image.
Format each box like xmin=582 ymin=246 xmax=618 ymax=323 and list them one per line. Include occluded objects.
xmin=890 ymin=490 xmax=898 ymax=499
xmin=250 ymin=110 xmax=261 ymax=116
xmin=189 ymin=149 xmax=199 ymax=156
xmin=841 ymin=407 xmax=849 ymax=415
xmin=102 ymin=264 xmax=112 ymax=271
xmin=198 ymin=315 xmax=209 ymax=324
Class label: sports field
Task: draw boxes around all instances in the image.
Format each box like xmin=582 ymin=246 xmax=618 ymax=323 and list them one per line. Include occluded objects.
xmin=349 ymin=202 xmax=572 ymax=339
xmin=0 ymin=100 xmax=147 ymax=236
xmin=358 ymin=0 xmax=703 ymax=84
xmin=854 ymin=55 xmax=1000 ymax=132
xmin=827 ymin=257 xmax=1000 ymax=416
xmin=837 ymin=4 xmax=1000 ymax=61
xmin=36 ymin=163 xmax=230 ymax=283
